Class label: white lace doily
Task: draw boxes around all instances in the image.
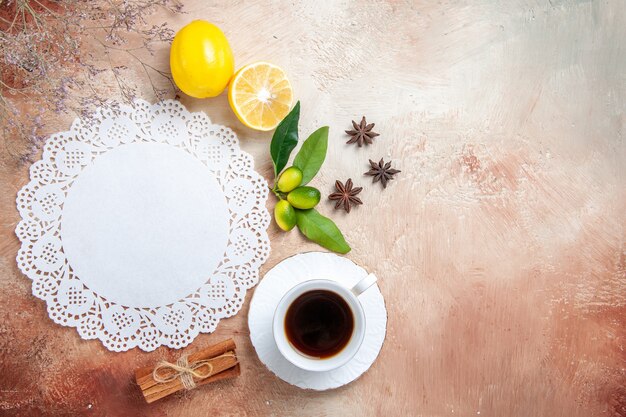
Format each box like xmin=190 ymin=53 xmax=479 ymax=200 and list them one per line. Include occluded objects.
xmin=15 ymin=99 xmax=271 ymax=352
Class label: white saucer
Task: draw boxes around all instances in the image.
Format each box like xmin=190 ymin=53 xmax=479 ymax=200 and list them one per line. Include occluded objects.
xmin=248 ymin=252 xmax=387 ymax=390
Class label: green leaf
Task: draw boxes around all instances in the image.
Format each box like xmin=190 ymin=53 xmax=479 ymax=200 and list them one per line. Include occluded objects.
xmin=293 ymin=126 xmax=328 ymax=185
xmin=295 ymin=208 xmax=351 ymax=254
xmin=270 ymin=101 xmax=300 ymax=177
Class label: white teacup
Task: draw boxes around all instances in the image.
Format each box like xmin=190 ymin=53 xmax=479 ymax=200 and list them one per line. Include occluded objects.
xmin=272 ymin=274 xmax=377 ymax=372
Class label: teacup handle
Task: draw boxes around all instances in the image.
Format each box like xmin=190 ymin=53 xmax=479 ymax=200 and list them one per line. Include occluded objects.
xmin=351 ymin=273 xmax=377 ymax=297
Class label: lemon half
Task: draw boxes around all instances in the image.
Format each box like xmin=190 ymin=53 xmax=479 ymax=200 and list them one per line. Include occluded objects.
xmin=228 ymin=62 xmax=293 ymax=131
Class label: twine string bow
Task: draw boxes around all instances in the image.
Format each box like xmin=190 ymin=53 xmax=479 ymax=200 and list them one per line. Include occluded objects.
xmin=152 ymin=352 xmax=235 ymax=390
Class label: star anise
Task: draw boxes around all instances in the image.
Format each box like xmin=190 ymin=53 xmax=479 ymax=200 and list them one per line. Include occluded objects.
xmin=345 ymin=116 xmax=379 ymax=147
xmin=364 ymin=158 xmax=401 ymax=188
xmin=328 ymin=179 xmax=363 ymax=213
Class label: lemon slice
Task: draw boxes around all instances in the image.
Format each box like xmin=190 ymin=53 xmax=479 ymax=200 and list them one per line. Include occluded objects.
xmin=228 ymin=62 xmax=293 ymax=131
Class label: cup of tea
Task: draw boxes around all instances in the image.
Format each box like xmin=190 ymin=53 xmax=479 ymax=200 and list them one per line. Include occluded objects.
xmin=272 ymin=273 xmax=377 ymax=372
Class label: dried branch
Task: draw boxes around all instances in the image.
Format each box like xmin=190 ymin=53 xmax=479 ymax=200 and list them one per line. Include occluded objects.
xmin=0 ymin=0 xmax=184 ymax=165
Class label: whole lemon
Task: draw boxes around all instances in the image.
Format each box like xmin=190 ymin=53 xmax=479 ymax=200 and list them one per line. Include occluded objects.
xmin=170 ymin=20 xmax=234 ymax=98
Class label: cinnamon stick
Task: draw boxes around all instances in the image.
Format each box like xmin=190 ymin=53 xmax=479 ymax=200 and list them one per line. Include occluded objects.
xmin=135 ymin=338 xmax=239 ymax=403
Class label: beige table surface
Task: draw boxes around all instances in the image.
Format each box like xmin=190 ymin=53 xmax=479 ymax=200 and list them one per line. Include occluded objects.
xmin=1 ymin=1 xmax=624 ymax=416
